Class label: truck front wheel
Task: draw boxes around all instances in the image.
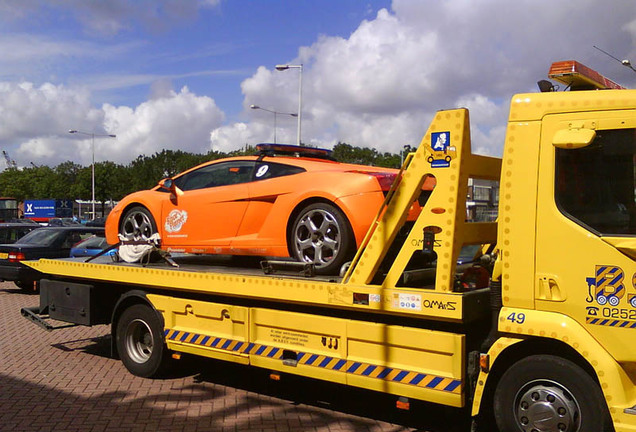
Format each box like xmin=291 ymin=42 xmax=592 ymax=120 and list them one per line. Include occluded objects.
xmin=493 ymin=354 xmax=610 ymax=432
xmin=116 ymin=304 xmax=171 ymax=378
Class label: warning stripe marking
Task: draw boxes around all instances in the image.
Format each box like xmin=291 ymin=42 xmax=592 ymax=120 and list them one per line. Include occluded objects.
xmin=586 ymin=316 xmax=636 ymax=328
xmin=164 ymin=328 xmax=462 ymax=394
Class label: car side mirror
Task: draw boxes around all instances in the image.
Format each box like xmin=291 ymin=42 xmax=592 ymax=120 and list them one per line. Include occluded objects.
xmin=158 ymin=178 xmax=183 ymax=197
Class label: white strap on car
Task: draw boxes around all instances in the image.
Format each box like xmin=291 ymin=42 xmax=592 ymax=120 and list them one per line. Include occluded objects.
xmin=117 ymin=233 xmax=161 ymax=263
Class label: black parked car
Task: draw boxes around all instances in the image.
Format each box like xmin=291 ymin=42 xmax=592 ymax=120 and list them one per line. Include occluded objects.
xmin=85 ymin=217 xmax=106 ymax=227
xmin=0 ymin=223 xmax=40 ymax=244
xmin=0 ymin=226 xmax=104 ymax=291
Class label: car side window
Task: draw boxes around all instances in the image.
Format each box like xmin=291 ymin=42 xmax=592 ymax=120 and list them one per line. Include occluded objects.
xmin=61 ymin=232 xmax=83 ymax=248
xmin=253 ymin=162 xmax=305 ymax=181
xmin=174 ymin=161 xmax=255 ymax=191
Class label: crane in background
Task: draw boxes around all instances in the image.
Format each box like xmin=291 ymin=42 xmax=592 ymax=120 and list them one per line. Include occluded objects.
xmin=2 ymin=151 xmax=17 ymax=169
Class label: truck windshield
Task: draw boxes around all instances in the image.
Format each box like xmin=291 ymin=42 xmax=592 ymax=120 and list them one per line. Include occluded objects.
xmin=555 ymin=128 xmax=636 ymax=236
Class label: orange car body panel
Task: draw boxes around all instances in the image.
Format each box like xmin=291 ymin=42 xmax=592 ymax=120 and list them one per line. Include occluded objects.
xmin=105 ymin=154 xmax=433 ymax=257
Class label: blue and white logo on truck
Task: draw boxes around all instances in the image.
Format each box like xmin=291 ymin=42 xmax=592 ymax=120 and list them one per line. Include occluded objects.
xmin=428 ymin=132 xmax=456 ymax=168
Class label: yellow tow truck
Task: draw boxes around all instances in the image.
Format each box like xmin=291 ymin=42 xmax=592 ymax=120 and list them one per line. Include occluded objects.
xmin=21 ymin=61 xmax=636 ymax=431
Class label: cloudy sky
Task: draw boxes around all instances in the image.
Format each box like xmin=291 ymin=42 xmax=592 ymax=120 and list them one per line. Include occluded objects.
xmin=1 ymin=0 xmax=635 ymax=169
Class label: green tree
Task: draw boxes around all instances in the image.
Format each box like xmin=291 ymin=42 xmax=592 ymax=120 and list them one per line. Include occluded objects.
xmin=0 ymin=143 xmax=407 ymax=206
xmin=332 ymin=142 xmax=401 ymax=168
xmin=52 ymin=161 xmax=83 ymax=199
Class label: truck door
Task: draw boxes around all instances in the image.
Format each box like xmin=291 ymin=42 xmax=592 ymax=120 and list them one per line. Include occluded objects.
xmin=535 ymin=111 xmax=636 ymax=362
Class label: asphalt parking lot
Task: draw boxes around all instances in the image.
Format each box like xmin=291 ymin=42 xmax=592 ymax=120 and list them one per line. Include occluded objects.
xmin=0 ymin=282 xmax=473 ymax=432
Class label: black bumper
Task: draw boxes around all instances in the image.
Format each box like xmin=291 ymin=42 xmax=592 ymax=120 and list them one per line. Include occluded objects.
xmin=0 ymin=262 xmax=41 ymax=283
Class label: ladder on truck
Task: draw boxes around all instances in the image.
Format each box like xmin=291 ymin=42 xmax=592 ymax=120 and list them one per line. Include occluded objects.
xmin=344 ymin=108 xmax=502 ymax=291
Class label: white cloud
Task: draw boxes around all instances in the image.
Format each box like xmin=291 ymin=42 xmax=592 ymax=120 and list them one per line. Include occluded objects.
xmin=213 ymin=0 xmax=636 ymax=158
xmin=0 ymin=82 xmax=224 ymax=167
xmin=209 ymin=122 xmax=255 ymax=153
xmin=2 ymin=0 xmax=636 ymax=173
xmin=102 ymin=86 xmax=225 ymax=161
xmin=0 ymin=81 xmax=100 ymax=142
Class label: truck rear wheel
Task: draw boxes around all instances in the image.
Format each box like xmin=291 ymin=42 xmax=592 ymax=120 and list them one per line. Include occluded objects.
xmin=116 ymin=304 xmax=171 ymax=378
xmin=493 ymin=354 xmax=610 ymax=432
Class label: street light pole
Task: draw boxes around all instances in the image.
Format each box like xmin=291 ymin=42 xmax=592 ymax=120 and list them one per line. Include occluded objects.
xmin=275 ymin=64 xmax=303 ymax=145
xmin=250 ymin=105 xmax=298 ymax=144
xmin=68 ymin=130 xmax=116 ymax=220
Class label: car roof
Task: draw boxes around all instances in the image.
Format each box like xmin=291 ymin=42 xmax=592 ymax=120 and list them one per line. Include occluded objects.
xmin=173 ymin=153 xmax=398 ymax=179
xmin=37 ymin=226 xmax=104 ymax=232
xmin=0 ymin=223 xmax=39 ymax=228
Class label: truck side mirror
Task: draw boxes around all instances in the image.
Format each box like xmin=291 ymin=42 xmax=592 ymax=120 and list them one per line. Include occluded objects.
xmin=553 ymin=128 xmax=596 ymax=149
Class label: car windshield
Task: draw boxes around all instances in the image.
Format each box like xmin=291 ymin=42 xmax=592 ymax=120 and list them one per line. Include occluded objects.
xmin=17 ymin=229 xmax=63 ymax=246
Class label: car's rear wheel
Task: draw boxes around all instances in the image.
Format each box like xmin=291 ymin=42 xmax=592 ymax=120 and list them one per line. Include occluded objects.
xmin=15 ymin=279 xmax=37 ymax=293
xmin=291 ymin=202 xmax=354 ymax=275
xmin=120 ymin=206 xmax=158 ymax=242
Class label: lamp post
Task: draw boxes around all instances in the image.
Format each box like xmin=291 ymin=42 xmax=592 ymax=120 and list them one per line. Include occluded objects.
xmin=250 ymin=105 xmax=298 ymax=144
xmin=68 ymin=130 xmax=116 ymax=220
xmin=400 ymin=145 xmax=413 ymax=165
xmin=275 ymin=64 xmax=303 ymax=145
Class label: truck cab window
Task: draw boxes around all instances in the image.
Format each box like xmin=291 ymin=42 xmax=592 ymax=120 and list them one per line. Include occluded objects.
xmin=555 ymin=128 xmax=636 ymax=235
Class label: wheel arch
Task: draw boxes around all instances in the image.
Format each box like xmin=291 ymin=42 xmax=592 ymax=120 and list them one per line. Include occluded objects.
xmin=118 ymin=202 xmax=154 ymax=228
xmin=110 ymin=290 xmax=165 ymax=359
xmin=474 ymin=336 xmax=602 ymax=423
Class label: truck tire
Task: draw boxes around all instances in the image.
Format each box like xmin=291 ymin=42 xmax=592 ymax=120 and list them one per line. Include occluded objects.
xmin=116 ymin=304 xmax=171 ymax=378
xmin=493 ymin=354 xmax=611 ymax=432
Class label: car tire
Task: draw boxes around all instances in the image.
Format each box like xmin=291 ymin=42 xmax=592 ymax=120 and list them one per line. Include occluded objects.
xmin=115 ymin=304 xmax=171 ymax=378
xmin=291 ymin=202 xmax=354 ymax=275
xmin=119 ymin=206 xmax=162 ymax=262
xmin=120 ymin=206 xmax=158 ymax=242
xmin=493 ymin=354 xmax=611 ymax=432
xmin=15 ymin=279 xmax=37 ymax=293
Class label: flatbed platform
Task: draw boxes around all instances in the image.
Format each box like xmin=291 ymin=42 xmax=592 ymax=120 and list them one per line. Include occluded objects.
xmin=62 ymin=253 xmax=341 ymax=281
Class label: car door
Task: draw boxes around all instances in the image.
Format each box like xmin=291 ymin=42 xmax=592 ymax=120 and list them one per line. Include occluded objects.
xmin=161 ymin=160 xmax=255 ymax=249
xmin=232 ymin=161 xmax=306 ymax=250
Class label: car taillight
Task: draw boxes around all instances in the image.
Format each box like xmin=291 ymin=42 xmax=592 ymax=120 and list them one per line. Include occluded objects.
xmin=368 ymin=172 xmax=398 ymax=192
xmin=8 ymin=252 xmax=26 ymax=262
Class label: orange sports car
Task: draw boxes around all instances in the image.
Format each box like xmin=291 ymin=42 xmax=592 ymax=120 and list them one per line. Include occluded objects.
xmin=106 ymin=144 xmax=432 ymax=274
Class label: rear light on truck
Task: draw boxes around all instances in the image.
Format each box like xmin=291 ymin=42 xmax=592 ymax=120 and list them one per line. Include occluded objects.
xmin=8 ymin=252 xmax=25 ymax=262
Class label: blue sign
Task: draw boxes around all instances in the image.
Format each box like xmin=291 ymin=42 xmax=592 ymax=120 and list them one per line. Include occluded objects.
xmin=428 ymin=131 xmax=453 ymax=168
xmin=24 ymin=199 xmax=72 ymax=219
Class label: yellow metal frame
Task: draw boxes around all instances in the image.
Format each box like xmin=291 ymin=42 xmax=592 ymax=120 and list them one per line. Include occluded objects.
xmin=344 ymin=108 xmax=501 ymax=291
xmin=149 ymin=293 xmax=466 ymax=407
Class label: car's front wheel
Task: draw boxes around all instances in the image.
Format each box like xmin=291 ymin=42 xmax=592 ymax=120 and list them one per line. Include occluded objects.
xmin=291 ymin=202 xmax=354 ymax=275
xmin=120 ymin=206 xmax=158 ymax=242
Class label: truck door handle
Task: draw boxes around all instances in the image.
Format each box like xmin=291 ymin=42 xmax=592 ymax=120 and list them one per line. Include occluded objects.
xmin=537 ymin=276 xmax=566 ymax=301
